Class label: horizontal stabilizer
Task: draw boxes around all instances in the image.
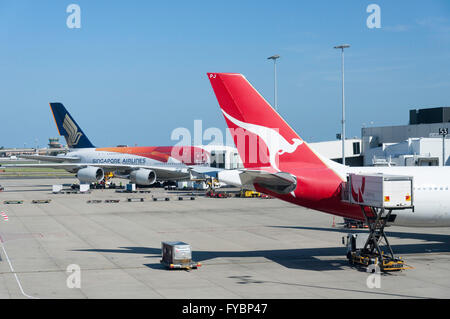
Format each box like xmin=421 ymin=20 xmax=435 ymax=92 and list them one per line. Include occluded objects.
xmin=189 ymin=166 xmax=223 ymax=178
xmin=218 ymin=169 xmax=297 ymax=194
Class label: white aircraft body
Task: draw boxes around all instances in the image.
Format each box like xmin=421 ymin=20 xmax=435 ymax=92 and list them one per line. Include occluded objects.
xmin=2 ymin=103 xmax=238 ymax=185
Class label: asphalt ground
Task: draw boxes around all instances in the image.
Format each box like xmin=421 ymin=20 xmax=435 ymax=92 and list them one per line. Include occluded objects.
xmin=0 ymin=178 xmax=449 ymax=299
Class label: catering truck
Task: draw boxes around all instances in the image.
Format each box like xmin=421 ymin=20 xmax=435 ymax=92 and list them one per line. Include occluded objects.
xmin=344 ymin=173 xmax=413 ymax=209
xmin=342 ymin=173 xmax=414 ymax=271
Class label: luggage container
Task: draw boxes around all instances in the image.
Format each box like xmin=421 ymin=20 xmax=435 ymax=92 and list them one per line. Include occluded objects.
xmin=126 ymin=183 xmax=136 ymax=192
xmin=193 ymin=181 xmax=208 ymax=190
xmin=160 ymin=241 xmax=201 ymax=270
xmin=79 ymin=184 xmax=90 ymax=193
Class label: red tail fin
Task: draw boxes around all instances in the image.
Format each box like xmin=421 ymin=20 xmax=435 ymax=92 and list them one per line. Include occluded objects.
xmin=207 ymin=73 xmax=327 ymax=171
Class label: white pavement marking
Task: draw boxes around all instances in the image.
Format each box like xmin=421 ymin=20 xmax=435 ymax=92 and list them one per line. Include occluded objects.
xmin=0 ymin=242 xmax=39 ymax=299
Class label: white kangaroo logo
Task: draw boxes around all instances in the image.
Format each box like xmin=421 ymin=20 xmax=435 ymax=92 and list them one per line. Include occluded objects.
xmin=222 ymin=110 xmax=303 ymax=171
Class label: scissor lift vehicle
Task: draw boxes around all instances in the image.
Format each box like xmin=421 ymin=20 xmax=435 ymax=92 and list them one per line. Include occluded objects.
xmin=342 ymin=173 xmax=414 ymax=272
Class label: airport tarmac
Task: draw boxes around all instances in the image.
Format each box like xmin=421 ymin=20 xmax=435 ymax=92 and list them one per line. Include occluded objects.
xmin=0 ymin=178 xmax=449 ymax=299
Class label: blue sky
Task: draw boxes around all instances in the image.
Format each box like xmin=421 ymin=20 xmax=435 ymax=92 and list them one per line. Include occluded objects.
xmin=0 ymin=0 xmax=449 ymax=148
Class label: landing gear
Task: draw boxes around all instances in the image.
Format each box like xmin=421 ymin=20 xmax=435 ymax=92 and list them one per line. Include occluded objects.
xmin=346 ymin=206 xmax=412 ymax=272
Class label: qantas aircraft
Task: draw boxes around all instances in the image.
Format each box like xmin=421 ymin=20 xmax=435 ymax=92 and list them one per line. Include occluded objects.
xmin=207 ymin=72 xmax=450 ymax=228
xmin=3 ymin=103 xmax=239 ymax=185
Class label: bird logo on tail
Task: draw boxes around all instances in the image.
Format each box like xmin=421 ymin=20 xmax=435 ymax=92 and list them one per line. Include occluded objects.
xmin=62 ymin=114 xmax=83 ymax=147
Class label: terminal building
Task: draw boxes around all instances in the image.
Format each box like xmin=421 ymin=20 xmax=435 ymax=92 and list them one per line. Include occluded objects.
xmin=362 ymin=106 xmax=450 ymax=166
xmin=309 ymin=138 xmax=363 ymax=166
xmin=307 ymin=106 xmax=450 ymax=167
xmin=0 ymin=138 xmax=66 ymax=158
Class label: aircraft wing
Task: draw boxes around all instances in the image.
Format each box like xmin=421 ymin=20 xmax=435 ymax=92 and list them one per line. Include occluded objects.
xmin=19 ymin=154 xmax=80 ymax=162
xmin=218 ymin=169 xmax=297 ymax=194
xmin=0 ymin=162 xmax=191 ymax=179
xmin=1 ymin=163 xmax=82 ymax=170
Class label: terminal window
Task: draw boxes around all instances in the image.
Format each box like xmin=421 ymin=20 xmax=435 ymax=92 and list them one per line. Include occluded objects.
xmin=352 ymin=142 xmax=360 ymax=155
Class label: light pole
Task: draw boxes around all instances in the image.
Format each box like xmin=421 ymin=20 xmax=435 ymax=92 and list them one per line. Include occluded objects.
xmin=267 ymin=54 xmax=280 ymax=111
xmin=439 ymin=128 xmax=448 ymax=166
xmin=334 ymin=44 xmax=350 ymax=165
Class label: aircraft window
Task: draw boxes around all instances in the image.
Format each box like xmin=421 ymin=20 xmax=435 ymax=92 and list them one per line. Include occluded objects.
xmin=440 ymin=187 xmax=444 ymax=190
xmin=446 ymin=187 xmax=449 ymax=190
xmin=434 ymin=187 xmax=438 ymax=190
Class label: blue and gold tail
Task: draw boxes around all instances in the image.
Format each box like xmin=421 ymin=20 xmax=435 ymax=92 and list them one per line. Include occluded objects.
xmin=49 ymin=103 xmax=95 ymax=149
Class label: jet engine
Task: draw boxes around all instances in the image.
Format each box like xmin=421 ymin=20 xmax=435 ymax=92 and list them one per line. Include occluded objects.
xmin=129 ymin=169 xmax=157 ymax=185
xmin=76 ymin=166 xmax=104 ymax=183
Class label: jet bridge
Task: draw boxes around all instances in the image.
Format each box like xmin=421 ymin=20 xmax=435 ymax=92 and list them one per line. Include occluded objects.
xmin=341 ymin=173 xmax=414 ymax=271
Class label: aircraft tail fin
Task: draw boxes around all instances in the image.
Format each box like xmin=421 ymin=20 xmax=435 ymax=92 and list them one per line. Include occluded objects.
xmin=207 ymin=73 xmax=334 ymax=171
xmin=49 ymin=103 xmax=95 ymax=148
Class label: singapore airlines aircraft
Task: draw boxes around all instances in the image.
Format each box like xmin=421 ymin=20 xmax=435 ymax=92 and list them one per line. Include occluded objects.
xmin=3 ymin=103 xmax=237 ymax=185
xmin=207 ymin=72 xmax=450 ymax=228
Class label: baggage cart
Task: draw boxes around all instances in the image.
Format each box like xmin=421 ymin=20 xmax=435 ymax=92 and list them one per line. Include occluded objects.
xmin=160 ymin=241 xmax=201 ymax=270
